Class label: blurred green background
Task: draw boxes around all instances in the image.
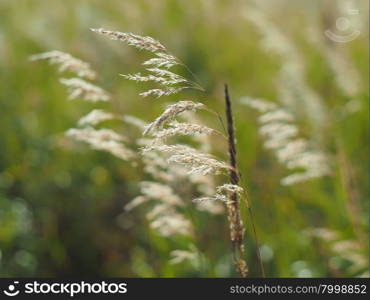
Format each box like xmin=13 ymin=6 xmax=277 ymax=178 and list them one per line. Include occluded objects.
xmin=0 ymin=0 xmax=368 ymax=277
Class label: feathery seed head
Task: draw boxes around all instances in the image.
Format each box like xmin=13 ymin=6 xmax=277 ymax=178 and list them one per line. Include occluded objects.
xmin=141 ymin=143 xmax=195 ymax=154
xmin=139 ymin=181 xmax=184 ymax=207
xmin=240 ymin=96 xmax=277 ymax=112
xmin=167 ymin=152 xmax=231 ymax=175
xmin=66 ymin=127 xmax=127 ymax=143
xmin=124 ymin=196 xmax=148 ymax=212
xmin=78 ymin=109 xmax=115 ymax=127
xmin=193 ymin=184 xmax=244 ymax=206
xmin=144 ymin=144 xmax=231 ymax=175
xmin=216 ymin=184 xmax=244 ymax=195
xmin=121 ymin=70 xmax=186 ymax=86
xmin=244 ymin=96 xmax=331 ymax=185
xmin=60 ymin=78 xmax=110 ymax=102
xmin=143 ymin=101 xmax=205 ymax=135
xmin=281 ymin=169 xmax=328 ymax=186
xmin=143 ymin=53 xmax=179 ymax=69
xmin=170 ymin=249 xmax=198 ymax=265
xmin=146 ymin=68 xmax=186 ymax=82
xmin=259 ymin=109 xmax=294 ymax=123
xmin=259 ymin=123 xmax=298 ymax=137
xmin=30 ymin=50 xmax=96 ymax=80
xmin=66 ymin=127 xmax=135 ymax=161
xmin=275 ymin=139 xmax=307 ymax=163
xmin=91 ymin=28 xmax=166 ymax=53
xmin=150 ymin=213 xmax=193 ymax=237
xmin=139 ymin=87 xmax=186 ymax=98
xmin=153 ymin=121 xmax=215 ymax=140
xmin=193 ymin=194 xmax=228 ymax=204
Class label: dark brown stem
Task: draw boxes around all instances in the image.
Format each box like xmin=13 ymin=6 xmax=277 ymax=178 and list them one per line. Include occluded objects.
xmin=224 ymin=84 xmax=248 ymax=277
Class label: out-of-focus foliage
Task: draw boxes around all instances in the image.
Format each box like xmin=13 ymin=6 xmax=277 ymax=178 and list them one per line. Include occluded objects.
xmin=0 ymin=0 xmax=368 ymax=277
